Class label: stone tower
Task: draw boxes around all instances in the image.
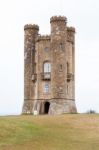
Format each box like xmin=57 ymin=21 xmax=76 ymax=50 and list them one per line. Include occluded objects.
xmin=22 ymin=16 xmax=77 ymax=115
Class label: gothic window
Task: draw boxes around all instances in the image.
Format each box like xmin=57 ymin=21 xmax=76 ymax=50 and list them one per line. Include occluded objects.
xmin=44 ymin=62 xmax=51 ymax=73
xmin=44 ymin=83 xmax=49 ymax=93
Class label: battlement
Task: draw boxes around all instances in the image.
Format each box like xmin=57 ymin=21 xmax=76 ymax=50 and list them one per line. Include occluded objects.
xmin=67 ymin=27 xmax=75 ymax=33
xmin=67 ymin=27 xmax=75 ymax=43
xmin=50 ymin=16 xmax=67 ymax=23
xmin=36 ymin=35 xmax=50 ymax=42
xmin=24 ymin=24 xmax=39 ymax=30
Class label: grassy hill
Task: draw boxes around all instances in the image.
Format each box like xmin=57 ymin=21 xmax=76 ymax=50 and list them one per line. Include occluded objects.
xmin=0 ymin=114 xmax=99 ymax=150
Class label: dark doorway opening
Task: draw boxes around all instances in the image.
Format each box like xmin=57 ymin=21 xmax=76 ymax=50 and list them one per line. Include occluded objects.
xmin=44 ymin=102 xmax=50 ymax=114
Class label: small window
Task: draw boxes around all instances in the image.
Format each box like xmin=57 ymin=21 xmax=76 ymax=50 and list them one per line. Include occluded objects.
xmin=67 ymin=85 xmax=68 ymax=94
xmin=67 ymin=62 xmax=69 ymax=73
xmin=59 ymin=64 xmax=63 ymax=72
xmin=60 ymin=64 xmax=62 ymax=70
xmin=60 ymin=43 xmax=64 ymax=50
xmin=34 ymin=62 xmax=36 ymax=73
xmin=60 ymin=43 xmax=63 ymax=49
xmin=44 ymin=83 xmax=49 ymax=93
xmin=44 ymin=47 xmax=49 ymax=52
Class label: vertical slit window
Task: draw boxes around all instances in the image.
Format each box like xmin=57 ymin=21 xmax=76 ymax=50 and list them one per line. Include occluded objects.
xmin=67 ymin=62 xmax=69 ymax=73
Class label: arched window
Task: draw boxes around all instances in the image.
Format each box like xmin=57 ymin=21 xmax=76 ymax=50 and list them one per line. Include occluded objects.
xmin=44 ymin=62 xmax=51 ymax=73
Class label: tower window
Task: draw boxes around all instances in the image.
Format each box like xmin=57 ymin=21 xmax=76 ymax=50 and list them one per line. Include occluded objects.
xmin=44 ymin=62 xmax=51 ymax=73
xmin=67 ymin=85 xmax=69 ymax=94
xmin=44 ymin=47 xmax=49 ymax=52
xmin=60 ymin=43 xmax=63 ymax=49
xmin=44 ymin=83 xmax=49 ymax=93
xmin=60 ymin=43 xmax=64 ymax=50
xmin=67 ymin=62 xmax=69 ymax=73
xmin=59 ymin=64 xmax=63 ymax=72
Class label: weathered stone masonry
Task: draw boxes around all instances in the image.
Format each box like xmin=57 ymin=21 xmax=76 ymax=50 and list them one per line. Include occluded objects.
xmin=22 ymin=16 xmax=77 ymax=115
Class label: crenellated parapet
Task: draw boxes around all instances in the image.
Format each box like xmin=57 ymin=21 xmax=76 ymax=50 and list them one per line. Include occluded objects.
xmin=67 ymin=27 xmax=75 ymax=33
xmin=67 ymin=27 xmax=75 ymax=43
xmin=36 ymin=35 xmax=50 ymax=42
xmin=24 ymin=24 xmax=39 ymax=31
xmin=50 ymin=16 xmax=67 ymax=23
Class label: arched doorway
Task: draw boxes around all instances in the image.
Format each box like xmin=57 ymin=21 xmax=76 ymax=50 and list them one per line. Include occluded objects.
xmin=44 ymin=102 xmax=50 ymax=114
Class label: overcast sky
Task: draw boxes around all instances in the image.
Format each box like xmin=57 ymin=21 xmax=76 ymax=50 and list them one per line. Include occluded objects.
xmin=0 ymin=0 xmax=99 ymax=115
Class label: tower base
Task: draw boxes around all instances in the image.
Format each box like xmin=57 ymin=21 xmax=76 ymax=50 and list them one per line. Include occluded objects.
xmin=22 ymin=99 xmax=77 ymax=115
xmin=49 ymin=99 xmax=77 ymax=115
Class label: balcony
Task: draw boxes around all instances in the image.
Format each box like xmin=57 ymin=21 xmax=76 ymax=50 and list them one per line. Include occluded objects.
xmin=67 ymin=73 xmax=74 ymax=82
xmin=41 ymin=72 xmax=51 ymax=80
xmin=31 ymin=74 xmax=37 ymax=81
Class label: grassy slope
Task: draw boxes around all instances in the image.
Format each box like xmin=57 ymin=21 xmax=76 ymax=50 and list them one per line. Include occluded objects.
xmin=0 ymin=114 xmax=99 ymax=150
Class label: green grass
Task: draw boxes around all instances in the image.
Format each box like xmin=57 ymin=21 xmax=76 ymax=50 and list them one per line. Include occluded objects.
xmin=0 ymin=114 xmax=99 ymax=150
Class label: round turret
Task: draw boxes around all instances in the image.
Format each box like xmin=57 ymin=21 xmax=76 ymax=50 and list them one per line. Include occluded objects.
xmin=50 ymin=16 xmax=67 ymax=33
xmin=67 ymin=27 xmax=75 ymax=43
xmin=24 ymin=24 xmax=39 ymax=106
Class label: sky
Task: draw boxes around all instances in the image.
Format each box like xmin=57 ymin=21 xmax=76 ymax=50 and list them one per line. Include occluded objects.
xmin=0 ymin=0 xmax=99 ymax=115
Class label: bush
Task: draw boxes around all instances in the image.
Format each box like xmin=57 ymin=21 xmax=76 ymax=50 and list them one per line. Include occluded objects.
xmin=86 ymin=109 xmax=96 ymax=114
